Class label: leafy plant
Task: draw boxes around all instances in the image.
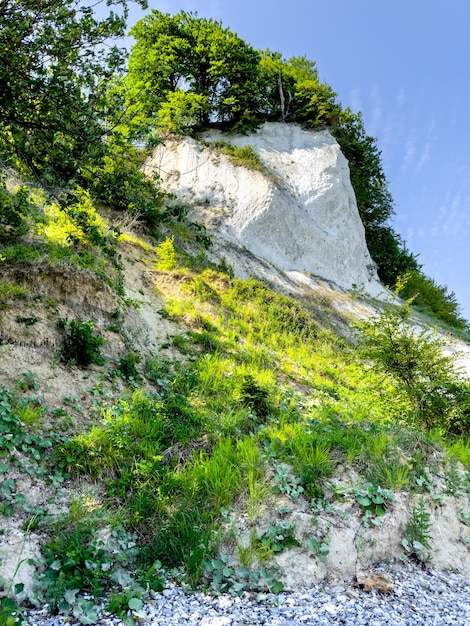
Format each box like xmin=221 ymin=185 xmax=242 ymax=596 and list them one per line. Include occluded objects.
xmin=155 ymin=236 xmax=178 ymax=271
xmin=256 ymin=523 xmax=300 ymax=559
xmin=16 ymin=371 xmax=39 ymax=393
xmin=239 ymin=375 xmax=273 ymax=421
xmin=0 ymin=596 xmax=25 ymax=626
xmin=271 ymin=462 xmax=305 ymax=500
xmin=351 ymin=482 xmax=395 ymax=527
xmin=116 ymin=352 xmax=141 ymax=383
xmin=36 ymin=515 xmax=151 ymax=624
xmin=356 ymin=284 xmax=470 ymax=434
xmin=204 ymin=554 xmax=284 ymax=596
xmin=60 ymin=318 xmax=105 ymax=367
xmin=306 ymin=530 xmax=330 ymax=563
xmin=402 ymin=497 xmax=432 ymax=564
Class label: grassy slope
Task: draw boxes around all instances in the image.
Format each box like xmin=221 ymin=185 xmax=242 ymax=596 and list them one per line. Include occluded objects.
xmin=0 ymin=199 xmax=469 ymax=620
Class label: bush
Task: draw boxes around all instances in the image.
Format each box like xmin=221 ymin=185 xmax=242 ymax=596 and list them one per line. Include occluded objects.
xmin=355 ymin=287 xmax=470 ymax=434
xmin=0 ymin=176 xmax=33 ymax=241
xmin=60 ymin=318 xmax=105 ymax=367
xmin=399 ymin=270 xmax=468 ymax=330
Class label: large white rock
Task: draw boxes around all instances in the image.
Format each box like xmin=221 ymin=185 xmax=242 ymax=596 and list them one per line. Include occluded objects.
xmin=146 ymin=122 xmax=382 ymax=294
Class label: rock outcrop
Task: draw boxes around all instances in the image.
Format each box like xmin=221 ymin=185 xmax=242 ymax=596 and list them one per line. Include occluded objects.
xmin=146 ymin=122 xmax=383 ymax=295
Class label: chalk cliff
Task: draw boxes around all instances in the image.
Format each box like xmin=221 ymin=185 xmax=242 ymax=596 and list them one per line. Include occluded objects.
xmin=146 ymin=122 xmax=383 ymax=295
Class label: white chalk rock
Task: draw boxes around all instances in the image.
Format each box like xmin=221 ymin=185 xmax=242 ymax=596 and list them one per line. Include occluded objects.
xmin=147 ymin=122 xmax=381 ymax=294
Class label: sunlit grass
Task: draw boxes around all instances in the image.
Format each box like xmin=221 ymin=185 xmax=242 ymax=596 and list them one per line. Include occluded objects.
xmin=48 ymin=261 xmax=470 ymax=587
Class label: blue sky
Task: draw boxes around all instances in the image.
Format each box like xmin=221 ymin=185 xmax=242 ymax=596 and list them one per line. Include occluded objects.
xmin=122 ymin=0 xmax=470 ymax=320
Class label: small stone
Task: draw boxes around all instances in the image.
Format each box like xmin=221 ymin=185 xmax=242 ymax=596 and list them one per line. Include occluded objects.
xmin=356 ymin=572 xmax=394 ymax=593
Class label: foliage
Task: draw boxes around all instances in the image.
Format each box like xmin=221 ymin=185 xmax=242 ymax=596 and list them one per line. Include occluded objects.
xmin=0 ymin=0 xmax=146 ymax=185
xmin=204 ymin=554 xmax=284 ymax=596
xmin=355 ymin=286 xmax=470 ymax=434
xmin=0 ymin=176 xmax=34 ymax=241
xmin=306 ymin=531 xmax=330 ymax=563
xmin=81 ymin=139 xmax=165 ymax=227
xmin=402 ymin=497 xmax=432 ymax=563
xmin=271 ymin=462 xmax=305 ymax=500
xmin=256 ymin=523 xmax=300 ymax=558
xmin=0 ymin=280 xmax=29 ymax=309
xmin=229 ymin=277 xmax=318 ymax=343
xmin=126 ymin=10 xmax=262 ymax=133
xmin=155 ymin=236 xmax=178 ymax=271
xmin=399 ymin=270 xmax=468 ymax=330
xmin=117 ymin=352 xmax=141 ymax=383
xmin=332 ymin=109 xmax=420 ymax=285
xmin=206 ymin=141 xmax=268 ymax=174
xmin=259 ymin=51 xmax=341 ymax=128
xmin=351 ymin=483 xmax=395 ymax=527
xmin=36 ymin=517 xmax=157 ymax=623
xmin=60 ymin=318 xmax=105 ymax=367
xmin=0 ymin=597 xmax=25 ymax=626
xmin=239 ymin=375 xmax=273 ymax=421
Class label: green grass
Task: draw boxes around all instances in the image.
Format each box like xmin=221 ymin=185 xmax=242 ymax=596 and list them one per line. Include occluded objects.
xmin=3 ymin=249 xmax=469 ymax=618
xmin=204 ymin=141 xmax=270 ymax=175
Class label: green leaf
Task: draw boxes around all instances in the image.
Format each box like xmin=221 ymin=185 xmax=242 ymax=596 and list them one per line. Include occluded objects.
xmin=270 ymin=579 xmax=284 ymax=594
xmin=64 ymin=588 xmax=79 ymax=604
xmin=14 ymin=582 xmax=24 ymax=595
xmin=128 ymin=597 xmax=143 ymax=611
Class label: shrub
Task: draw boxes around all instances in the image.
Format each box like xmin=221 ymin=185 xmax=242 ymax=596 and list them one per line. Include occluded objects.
xmin=155 ymin=236 xmax=177 ymax=271
xmin=117 ymin=352 xmax=141 ymax=382
xmin=399 ymin=270 xmax=468 ymax=330
xmin=60 ymin=318 xmax=105 ymax=367
xmin=0 ymin=176 xmax=33 ymax=241
xmin=355 ymin=287 xmax=470 ymax=434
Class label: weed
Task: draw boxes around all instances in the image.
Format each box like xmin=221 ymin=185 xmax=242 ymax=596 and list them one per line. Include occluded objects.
xmin=351 ymin=483 xmax=395 ymax=527
xmin=355 ymin=285 xmax=470 ymax=434
xmin=172 ymin=333 xmax=192 ymax=354
xmin=16 ymin=371 xmax=39 ymax=393
xmin=239 ymin=375 xmax=273 ymax=421
xmin=271 ymin=461 xmax=305 ymax=500
xmin=15 ymin=315 xmax=38 ymax=326
xmin=370 ymin=458 xmax=411 ymax=490
xmin=0 ymin=280 xmax=29 ymax=309
xmin=116 ymin=352 xmax=141 ymax=383
xmin=443 ymin=459 xmax=464 ymax=496
xmin=205 ymin=142 xmax=270 ymax=176
xmin=60 ymin=318 xmax=105 ymax=367
xmin=402 ymin=497 xmax=432 ymax=564
xmin=138 ymin=509 xmax=217 ymax=587
xmin=256 ymin=523 xmax=300 ymax=560
xmin=204 ymin=554 xmax=284 ymax=596
xmin=187 ymin=275 xmax=219 ymax=302
xmin=36 ymin=516 xmax=146 ymax=622
xmin=307 ymin=529 xmax=330 ymax=563
xmin=155 ymin=236 xmax=177 ymax=271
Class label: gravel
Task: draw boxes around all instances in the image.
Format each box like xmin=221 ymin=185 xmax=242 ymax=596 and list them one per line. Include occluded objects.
xmin=23 ymin=564 xmax=470 ymax=626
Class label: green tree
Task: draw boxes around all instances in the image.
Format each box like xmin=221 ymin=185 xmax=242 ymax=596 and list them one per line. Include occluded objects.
xmin=126 ymin=10 xmax=262 ymax=133
xmin=332 ymin=109 xmax=419 ymax=284
xmin=399 ymin=270 xmax=468 ymax=330
xmin=258 ymin=52 xmax=340 ymax=127
xmin=0 ymin=0 xmax=146 ymax=185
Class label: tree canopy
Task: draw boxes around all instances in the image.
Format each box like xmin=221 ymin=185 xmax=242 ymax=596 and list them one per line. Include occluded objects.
xmin=126 ymin=11 xmax=262 ymax=133
xmin=0 ymin=0 xmax=145 ymax=185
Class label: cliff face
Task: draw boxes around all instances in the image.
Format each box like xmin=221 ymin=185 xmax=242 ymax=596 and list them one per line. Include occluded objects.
xmin=147 ymin=122 xmax=382 ymax=295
